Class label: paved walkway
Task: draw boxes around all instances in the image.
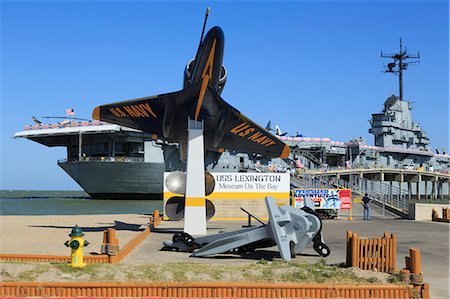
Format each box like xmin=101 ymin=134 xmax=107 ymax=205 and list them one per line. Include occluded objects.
xmin=125 ymin=213 xmax=449 ymax=299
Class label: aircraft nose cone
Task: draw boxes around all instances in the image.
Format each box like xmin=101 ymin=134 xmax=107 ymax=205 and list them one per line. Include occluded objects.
xmin=92 ymin=106 xmax=101 ymax=120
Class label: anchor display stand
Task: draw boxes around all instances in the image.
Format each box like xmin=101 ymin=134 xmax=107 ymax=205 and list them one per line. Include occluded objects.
xmin=183 ymin=118 xmax=207 ymax=235
xmin=163 ymin=196 xmax=331 ymax=261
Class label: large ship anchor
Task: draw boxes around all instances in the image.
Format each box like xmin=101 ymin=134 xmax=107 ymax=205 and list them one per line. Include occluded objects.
xmin=162 ymin=196 xmax=330 ymax=261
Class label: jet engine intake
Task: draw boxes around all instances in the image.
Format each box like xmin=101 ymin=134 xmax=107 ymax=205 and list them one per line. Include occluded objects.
xmin=183 ymin=59 xmax=227 ymax=95
xmin=217 ymin=64 xmax=227 ymax=95
xmin=183 ymin=59 xmax=196 ymax=89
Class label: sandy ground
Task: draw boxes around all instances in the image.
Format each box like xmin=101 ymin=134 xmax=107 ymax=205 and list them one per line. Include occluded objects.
xmin=0 ymin=212 xmax=448 ymax=298
xmin=0 ymin=214 xmax=150 ymax=255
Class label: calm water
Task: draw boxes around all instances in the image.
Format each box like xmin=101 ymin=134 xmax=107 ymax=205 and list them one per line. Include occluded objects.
xmin=0 ymin=190 xmax=163 ymax=215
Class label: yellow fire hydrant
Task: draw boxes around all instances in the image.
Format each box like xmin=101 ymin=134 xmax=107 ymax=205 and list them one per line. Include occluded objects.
xmin=64 ymin=225 xmax=89 ymax=268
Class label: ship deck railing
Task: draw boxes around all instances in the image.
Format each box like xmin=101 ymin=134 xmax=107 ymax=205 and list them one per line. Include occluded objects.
xmin=58 ymin=156 xmax=145 ymax=163
xmin=24 ymin=120 xmax=110 ymax=131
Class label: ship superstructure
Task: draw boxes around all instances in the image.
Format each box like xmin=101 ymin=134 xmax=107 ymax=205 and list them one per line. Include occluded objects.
xmin=369 ymin=96 xmax=430 ymax=150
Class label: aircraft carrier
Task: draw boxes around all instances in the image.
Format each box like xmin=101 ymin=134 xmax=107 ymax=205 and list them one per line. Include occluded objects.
xmin=14 ymin=92 xmax=449 ymax=200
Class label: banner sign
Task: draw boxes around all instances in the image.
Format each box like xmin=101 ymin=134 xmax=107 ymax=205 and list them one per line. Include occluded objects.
xmin=292 ymin=188 xmax=352 ymax=210
xmin=163 ymin=172 xmax=290 ymax=220
xmin=213 ymin=173 xmax=290 ymax=193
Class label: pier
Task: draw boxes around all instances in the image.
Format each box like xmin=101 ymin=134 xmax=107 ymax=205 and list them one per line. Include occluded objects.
xmin=299 ymin=168 xmax=449 ymax=219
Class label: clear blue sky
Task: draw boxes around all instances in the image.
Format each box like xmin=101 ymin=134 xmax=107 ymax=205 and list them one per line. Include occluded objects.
xmin=1 ymin=1 xmax=448 ymax=190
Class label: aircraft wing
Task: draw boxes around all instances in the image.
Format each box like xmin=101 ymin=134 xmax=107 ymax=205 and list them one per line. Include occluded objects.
xmin=92 ymin=87 xmax=194 ymax=141
xmin=93 ymin=84 xmax=290 ymax=159
xmin=205 ymin=94 xmax=290 ymax=159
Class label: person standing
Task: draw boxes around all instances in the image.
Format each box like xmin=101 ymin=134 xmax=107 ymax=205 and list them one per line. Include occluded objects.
xmin=362 ymin=194 xmax=371 ymax=220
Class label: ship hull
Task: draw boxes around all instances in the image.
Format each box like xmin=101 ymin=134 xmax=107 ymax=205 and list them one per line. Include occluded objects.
xmin=59 ymin=161 xmax=165 ymax=200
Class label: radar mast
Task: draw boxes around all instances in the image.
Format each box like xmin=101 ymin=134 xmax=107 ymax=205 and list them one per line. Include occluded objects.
xmin=381 ymin=38 xmax=420 ymax=101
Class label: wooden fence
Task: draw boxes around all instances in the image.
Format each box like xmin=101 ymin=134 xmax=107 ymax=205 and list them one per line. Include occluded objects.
xmin=346 ymin=230 xmax=397 ymax=273
xmin=0 ymin=282 xmax=420 ymax=298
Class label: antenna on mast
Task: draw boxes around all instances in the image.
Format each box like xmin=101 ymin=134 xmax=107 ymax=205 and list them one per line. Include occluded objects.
xmin=381 ymin=38 xmax=420 ymax=101
xmin=196 ymin=7 xmax=210 ymax=55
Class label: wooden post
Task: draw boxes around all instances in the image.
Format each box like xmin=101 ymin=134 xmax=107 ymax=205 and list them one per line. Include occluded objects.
xmin=391 ymin=234 xmax=397 ymax=272
xmin=100 ymin=230 xmax=108 ymax=254
xmin=383 ymin=232 xmax=389 ymax=273
xmin=405 ymin=256 xmax=411 ymax=270
xmin=105 ymin=228 xmax=120 ymax=258
xmin=351 ymin=233 xmax=358 ymax=267
xmin=107 ymin=228 xmax=118 ymax=245
xmin=431 ymin=209 xmax=438 ymax=220
xmin=410 ymin=248 xmax=421 ymax=274
xmin=364 ymin=239 xmax=369 ymax=270
xmin=102 ymin=230 xmax=108 ymax=244
xmin=368 ymin=238 xmax=373 ymax=270
xmin=421 ymin=283 xmax=430 ymax=299
xmin=376 ymin=237 xmax=381 ymax=272
xmin=346 ymin=231 xmax=352 ymax=267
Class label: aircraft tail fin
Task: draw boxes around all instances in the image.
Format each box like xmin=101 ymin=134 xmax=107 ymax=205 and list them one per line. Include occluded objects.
xmin=276 ymin=125 xmax=288 ymax=137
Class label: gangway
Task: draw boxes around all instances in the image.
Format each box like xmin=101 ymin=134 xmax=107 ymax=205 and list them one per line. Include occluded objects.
xmin=334 ymin=177 xmax=408 ymax=218
xmin=293 ymin=173 xmax=409 ymax=217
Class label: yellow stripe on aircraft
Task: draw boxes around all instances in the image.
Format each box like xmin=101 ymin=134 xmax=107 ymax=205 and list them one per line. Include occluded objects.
xmin=194 ymin=39 xmax=216 ymax=121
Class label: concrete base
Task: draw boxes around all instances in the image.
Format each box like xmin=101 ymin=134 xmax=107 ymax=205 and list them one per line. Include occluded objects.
xmin=408 ymin=203 xmax=450 ymax=221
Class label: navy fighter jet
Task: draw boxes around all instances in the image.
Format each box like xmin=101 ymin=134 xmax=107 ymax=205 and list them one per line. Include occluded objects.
xmin=92 ymin=14 xmax=289 ymax=160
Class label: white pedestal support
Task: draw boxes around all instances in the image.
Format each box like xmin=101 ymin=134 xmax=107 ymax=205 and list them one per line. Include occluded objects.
xmin=183 ymin=118 xmax=207 ymax=235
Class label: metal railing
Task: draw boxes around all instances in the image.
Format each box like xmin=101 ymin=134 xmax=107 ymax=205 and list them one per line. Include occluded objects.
xmin=293 ymin=173 xmax=410 ymax=215
xmin=291 ymin=175 xmax=334 ymax=189
xmin=58 ymin=156 xmax=145 ymax=163
xmin=336 ymin=177 xmax=410 ymax=214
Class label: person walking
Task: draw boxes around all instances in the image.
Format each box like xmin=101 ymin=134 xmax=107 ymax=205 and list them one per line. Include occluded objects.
xmin=362 ymin=193 xmax=371 ymax=220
